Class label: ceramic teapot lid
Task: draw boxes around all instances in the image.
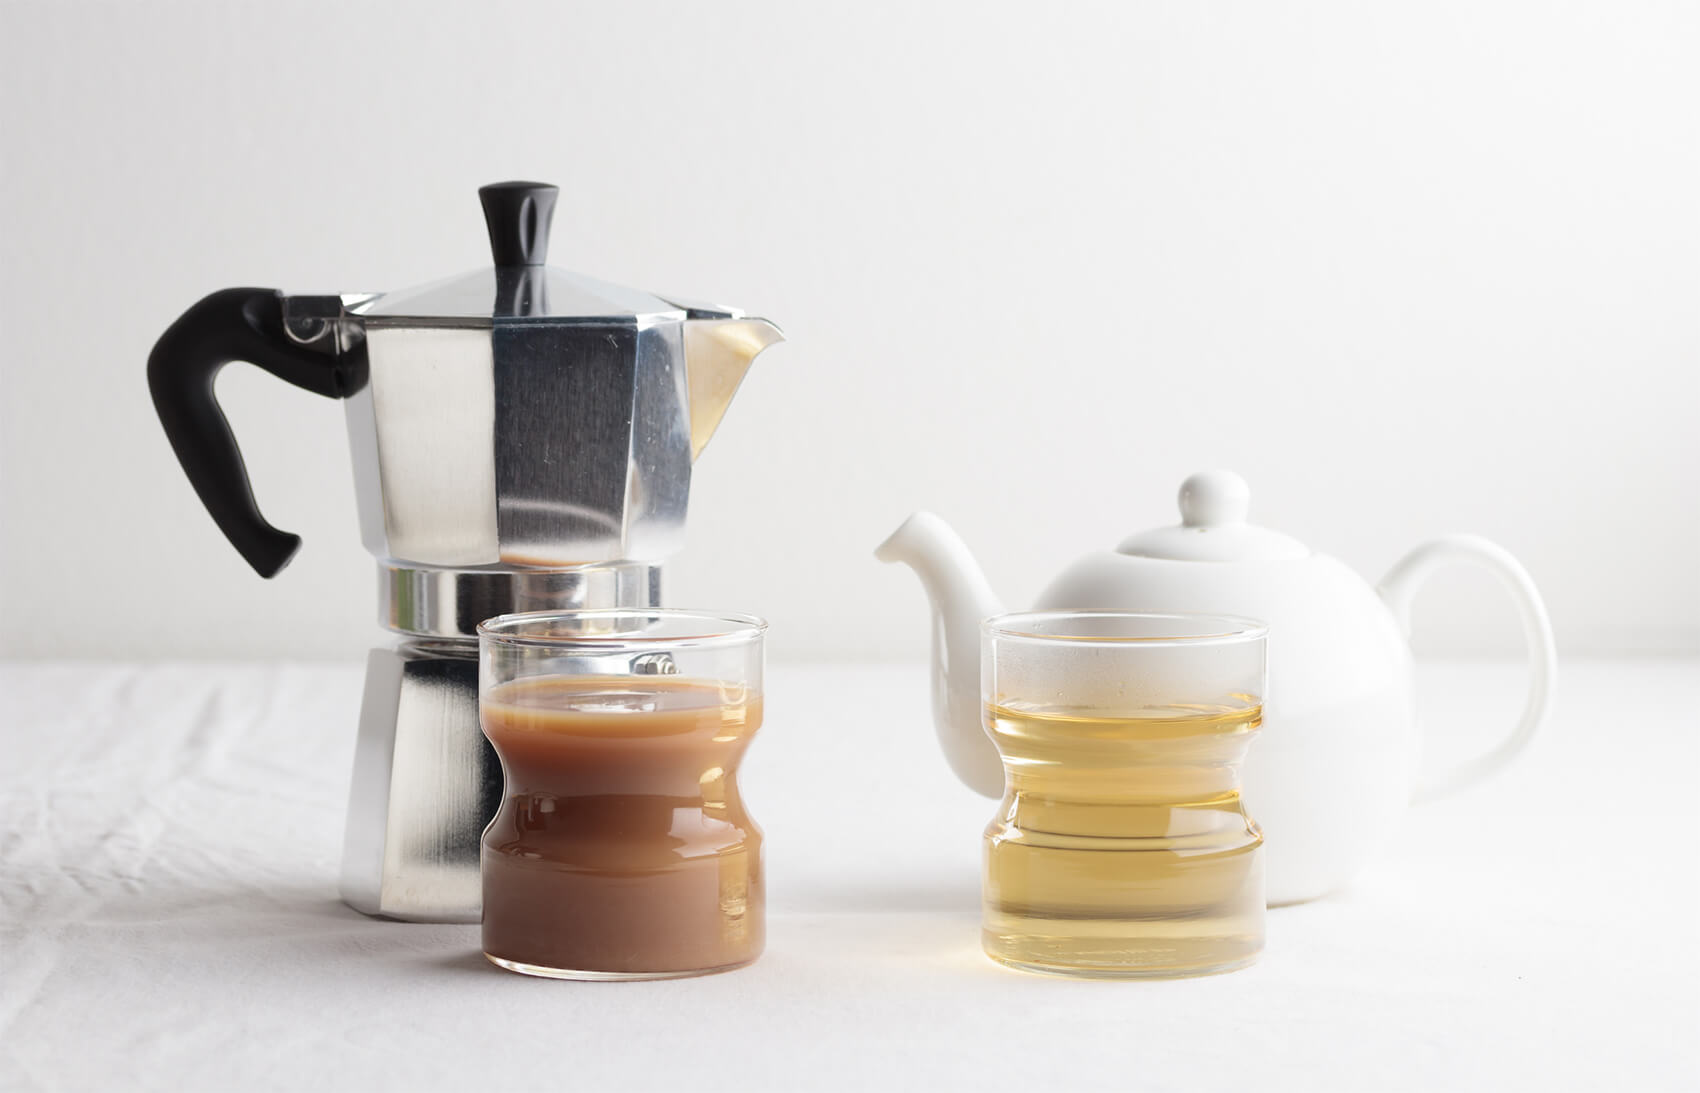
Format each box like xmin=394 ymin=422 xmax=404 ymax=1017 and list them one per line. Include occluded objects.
xmin=1115 ymin=470 xmax=1309 ymax=562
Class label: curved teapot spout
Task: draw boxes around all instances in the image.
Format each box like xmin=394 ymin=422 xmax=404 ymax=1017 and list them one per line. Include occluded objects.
xmin=876 ymin=512 xmax=1007 ymax=797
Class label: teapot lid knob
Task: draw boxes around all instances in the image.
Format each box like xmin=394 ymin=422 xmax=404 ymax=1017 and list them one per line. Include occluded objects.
xmin=1115 ymin=469 xmax=1309 ymax=562
xmin=1179 ymin=469 xmax=1250 ymax=527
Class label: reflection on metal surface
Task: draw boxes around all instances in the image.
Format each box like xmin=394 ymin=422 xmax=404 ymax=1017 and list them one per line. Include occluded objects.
xmin=381 ymin=562 xmax=662 ymax=638
xmin=337 ymin=319 xmax=719 ymax=568
xmin=361 ymin=328 xmax=500 ymax=565
xmin=339 ymin=643 xmax=490 ymax=923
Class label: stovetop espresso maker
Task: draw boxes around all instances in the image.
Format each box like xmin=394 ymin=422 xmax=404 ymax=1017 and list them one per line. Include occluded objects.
xmin=147 ymin=181 xmax=783 ymax=921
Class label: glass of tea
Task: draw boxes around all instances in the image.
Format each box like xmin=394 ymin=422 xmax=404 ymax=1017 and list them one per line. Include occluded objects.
xmin=476 ymin=609 xmax=766 ymax=980
xmin=980 ymin=610 xmax=1268 ymax=979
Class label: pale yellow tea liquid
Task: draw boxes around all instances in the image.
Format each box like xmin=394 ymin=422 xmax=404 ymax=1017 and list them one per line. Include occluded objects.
xmin=982 ymin=700 xmax=1264 ymax=978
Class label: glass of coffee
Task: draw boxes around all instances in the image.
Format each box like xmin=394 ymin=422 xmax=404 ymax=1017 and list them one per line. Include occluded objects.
xmin=476 ymin=609 xmax=767 ymax=980
xmin=980 ymin=610 xmax=1267 ymax=979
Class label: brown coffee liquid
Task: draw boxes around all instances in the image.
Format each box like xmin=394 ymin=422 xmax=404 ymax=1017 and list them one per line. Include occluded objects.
xmin=480 ymin=675 xmax=763 ymax=978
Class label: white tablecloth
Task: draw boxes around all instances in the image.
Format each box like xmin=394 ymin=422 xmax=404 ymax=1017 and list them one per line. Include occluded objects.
xmin=2 ymin=659 xmax=1696 ymax=1092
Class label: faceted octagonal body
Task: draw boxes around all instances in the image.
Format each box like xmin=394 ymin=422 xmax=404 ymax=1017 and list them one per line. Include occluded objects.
xmin=345 ymin=318 xmax=692 ymax=568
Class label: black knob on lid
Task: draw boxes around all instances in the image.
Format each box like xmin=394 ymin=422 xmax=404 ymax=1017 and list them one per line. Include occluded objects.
xmin=478 ymin=181 xmax=558 ymax=267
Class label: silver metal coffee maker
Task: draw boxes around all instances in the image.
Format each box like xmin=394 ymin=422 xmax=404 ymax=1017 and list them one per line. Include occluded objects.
xmin=147 ymin=181 xmax=783 ymax=922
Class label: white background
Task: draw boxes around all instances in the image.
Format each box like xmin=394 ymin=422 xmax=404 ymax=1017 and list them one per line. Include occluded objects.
xmin=1 ymin=0 xmax=1695 ymax=663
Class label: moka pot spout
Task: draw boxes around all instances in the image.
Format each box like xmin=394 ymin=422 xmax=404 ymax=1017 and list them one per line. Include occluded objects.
xmin=681 ymin=317 xmax=785 ymax=460
xmin=875 ymin=511 xmax=1007 ymax=797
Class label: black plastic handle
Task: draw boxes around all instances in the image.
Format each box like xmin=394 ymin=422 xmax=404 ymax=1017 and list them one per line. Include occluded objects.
xmin=147 ymin=288 xmax=362 ymax=578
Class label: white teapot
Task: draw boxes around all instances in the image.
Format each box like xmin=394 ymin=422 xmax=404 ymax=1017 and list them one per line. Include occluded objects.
xmin=876 ymin=469 xmax=1556 ymax=905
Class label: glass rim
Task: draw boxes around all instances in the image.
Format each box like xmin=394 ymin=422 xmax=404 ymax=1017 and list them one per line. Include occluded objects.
xmin=476 ymin=607 xmax=767 ymax=650
xmin=982 ymin=609 xmax=1268 ymax=647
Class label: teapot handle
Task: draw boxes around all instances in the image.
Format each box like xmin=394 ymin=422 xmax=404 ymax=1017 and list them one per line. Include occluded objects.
xmin=1377 ymin=534 xmax=1557 ymax=803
